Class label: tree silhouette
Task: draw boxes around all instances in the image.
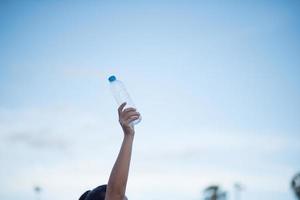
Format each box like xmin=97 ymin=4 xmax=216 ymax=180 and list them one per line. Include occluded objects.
xmin=291 ymin=172 xmax=300 ymax=200
xmin=203 ymin=185 xmax=227 ymax=200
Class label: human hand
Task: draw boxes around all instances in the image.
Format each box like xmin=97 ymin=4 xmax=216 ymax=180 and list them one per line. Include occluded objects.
xmin=118 ymin=102 xmax=140 ymax=136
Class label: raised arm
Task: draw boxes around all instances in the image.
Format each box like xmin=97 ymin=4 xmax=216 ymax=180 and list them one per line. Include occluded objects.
xmin=105 ymin=102 xmax=140 ymax=200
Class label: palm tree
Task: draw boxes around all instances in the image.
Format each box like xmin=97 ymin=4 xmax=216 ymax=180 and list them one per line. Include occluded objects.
xmin=203 ymin=185 xmax=227 ymax=200
xmin=291 ymin=172 xmax=300 ymax=200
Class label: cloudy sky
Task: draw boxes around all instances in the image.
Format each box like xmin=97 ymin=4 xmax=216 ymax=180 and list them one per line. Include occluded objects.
xmin=0 ymin=1 xmax=300 ymax=200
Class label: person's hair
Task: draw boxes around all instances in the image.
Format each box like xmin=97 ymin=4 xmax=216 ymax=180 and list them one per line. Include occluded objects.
xmin=79 ymin=185 xmax=107 ymax=200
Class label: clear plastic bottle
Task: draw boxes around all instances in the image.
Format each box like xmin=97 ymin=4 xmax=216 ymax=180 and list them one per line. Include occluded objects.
xmin=108 ymin=75 xmax=141 ymax=125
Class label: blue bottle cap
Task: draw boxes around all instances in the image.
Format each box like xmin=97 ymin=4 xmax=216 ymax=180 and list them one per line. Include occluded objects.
xmin=108 ymin=75 xmax=116 ymax=82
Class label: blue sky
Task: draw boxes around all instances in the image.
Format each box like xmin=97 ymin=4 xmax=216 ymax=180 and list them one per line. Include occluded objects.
xmin=0 ymin=1 xmax=300 ymax=200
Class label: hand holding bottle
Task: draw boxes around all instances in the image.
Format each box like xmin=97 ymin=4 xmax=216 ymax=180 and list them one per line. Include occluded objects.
xmin=118 ymin=102 xmax=140 ymax=135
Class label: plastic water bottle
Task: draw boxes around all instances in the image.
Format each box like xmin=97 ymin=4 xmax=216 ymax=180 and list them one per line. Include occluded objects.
xmin=108 ymin=75 xmax=141 ymax=125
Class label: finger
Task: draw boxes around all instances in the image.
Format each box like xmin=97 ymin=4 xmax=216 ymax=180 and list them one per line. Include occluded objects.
xmin=123 ymin=107 xmax=136 ymax=113
xmin=125 ymin=115 xmax=140 ymax=124
xmin=123 ymin=110 xmax=139 ymax=118
xmin=118 ymin=102 xmax=127 ymax=115
xmin=124 ymin=115 xmax=140 ymax=124
xmin=123 ymin=111 xmax=140 ymax=121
